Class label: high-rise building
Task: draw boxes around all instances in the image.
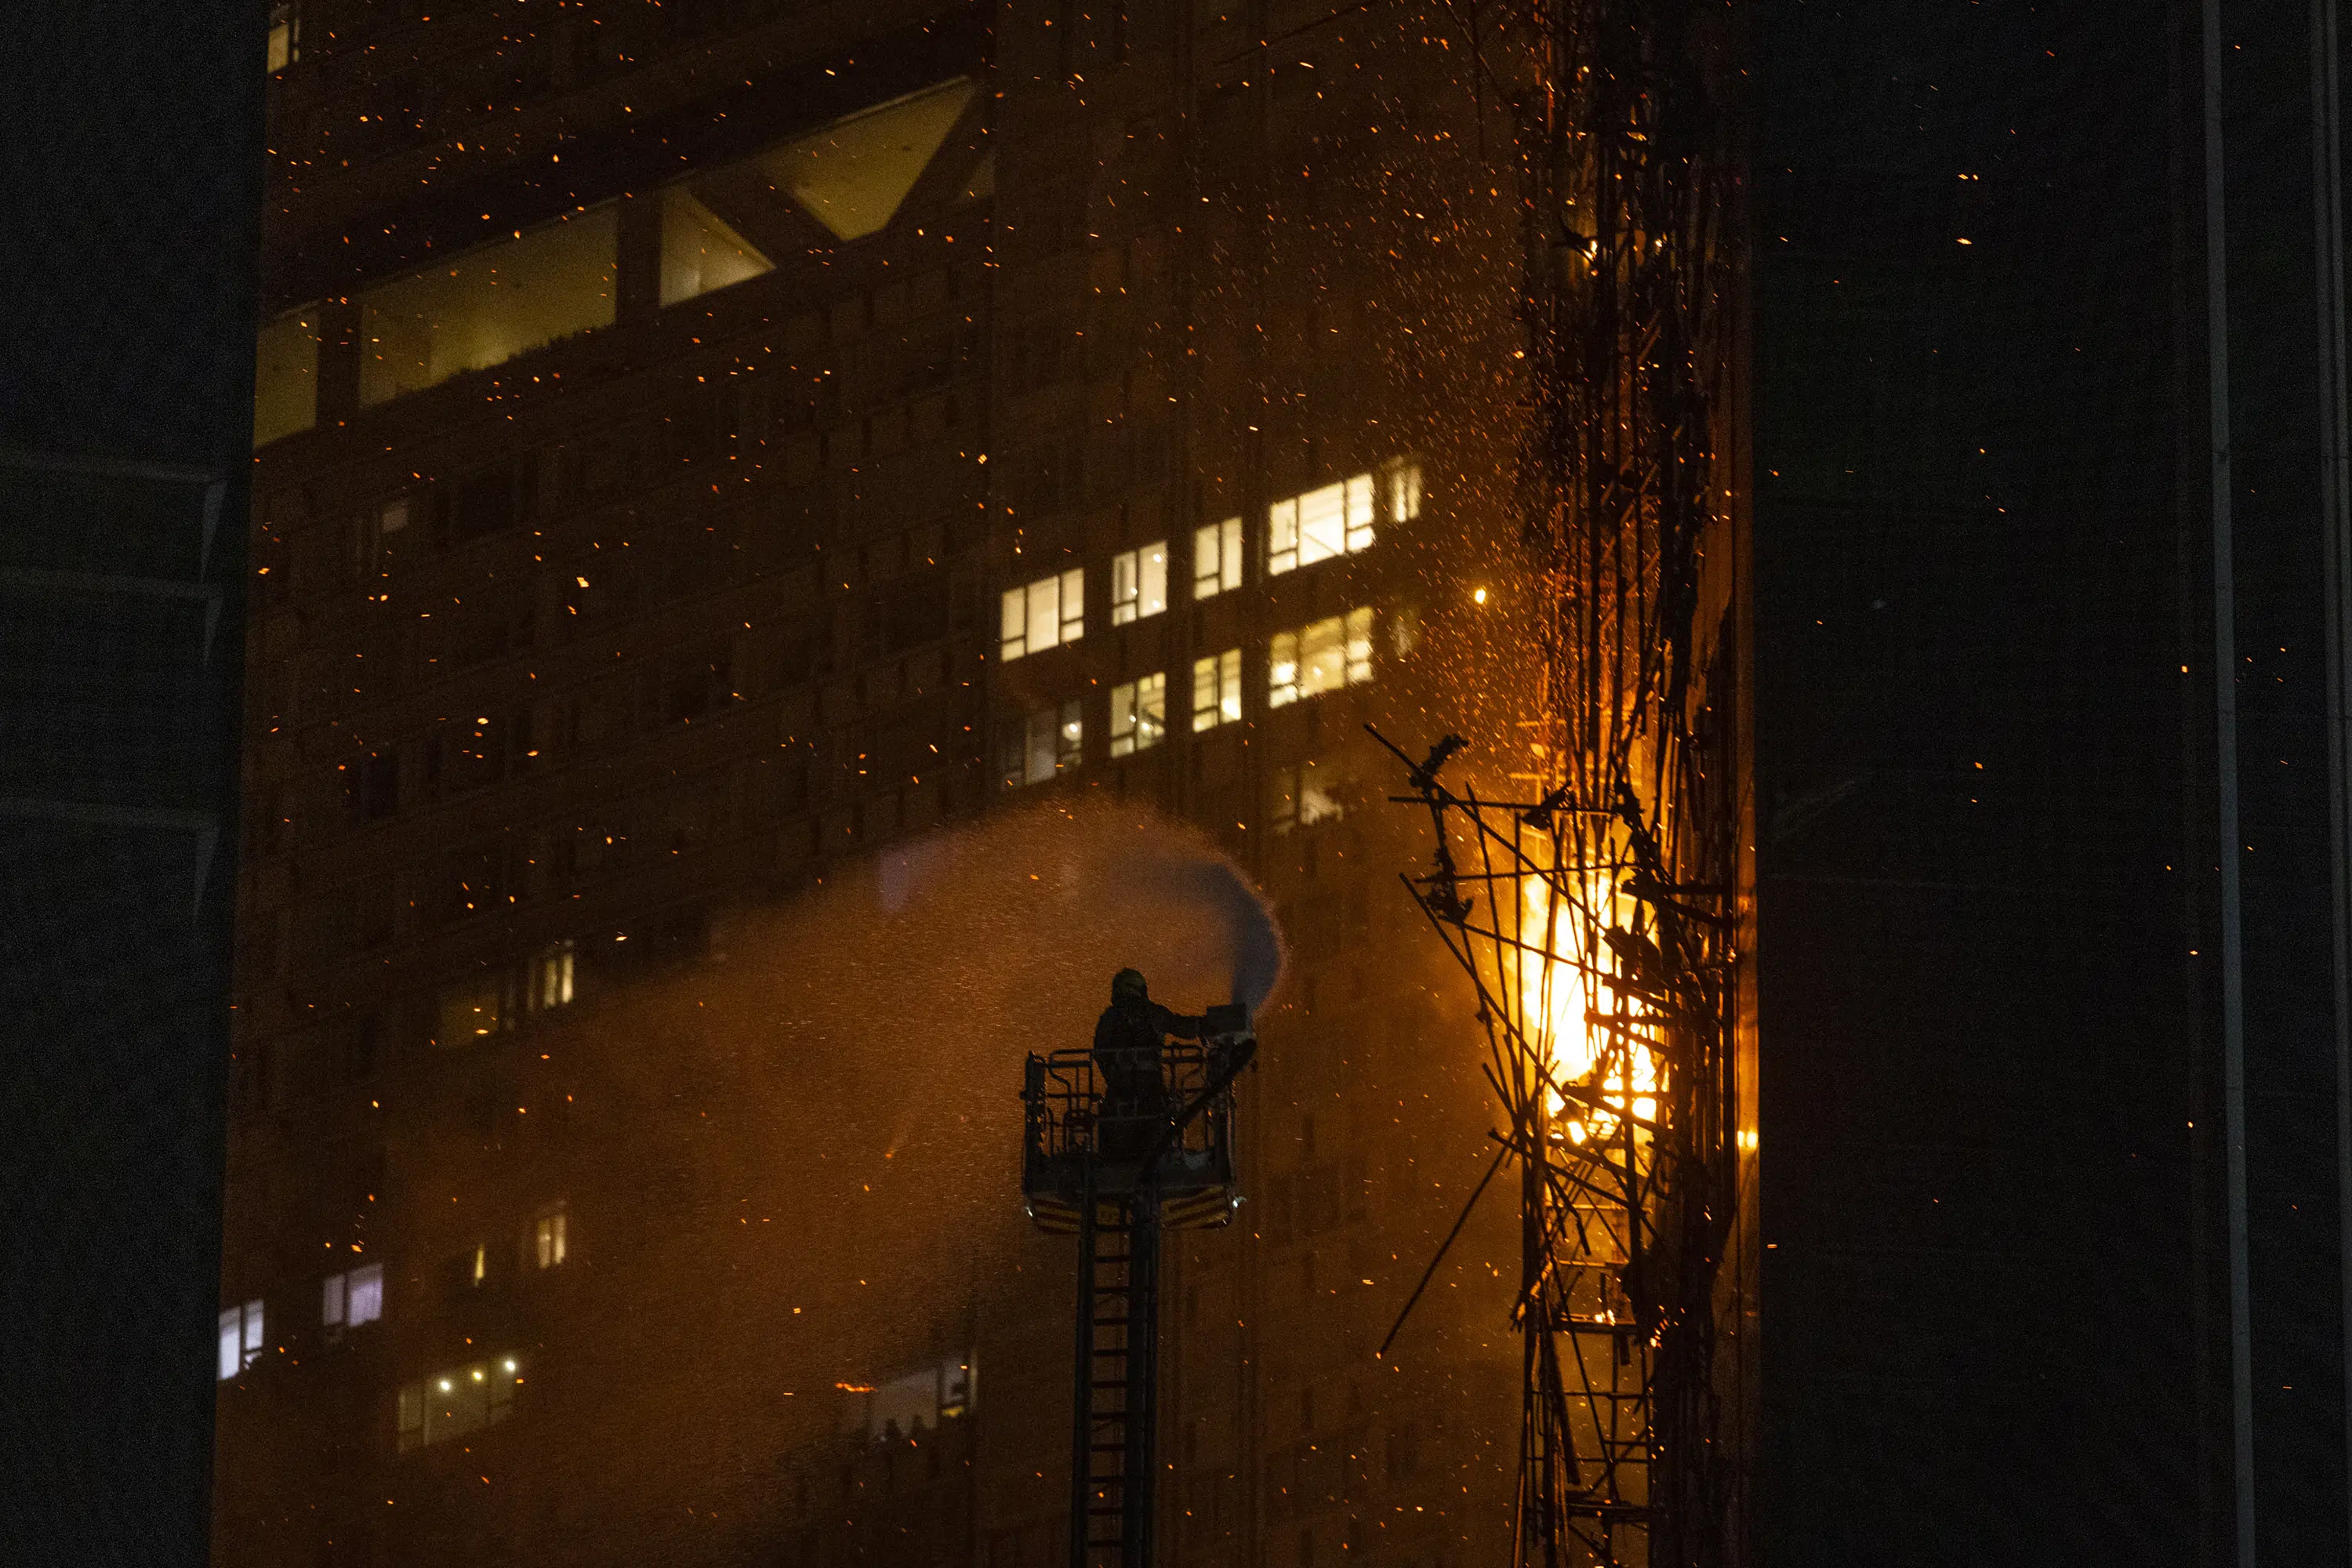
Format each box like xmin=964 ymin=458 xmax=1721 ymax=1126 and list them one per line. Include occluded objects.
xmin=222 ymin=2 xmax=2352 ymax=1564
xmin=218 ymin=4 xmax=1538 ymax=1565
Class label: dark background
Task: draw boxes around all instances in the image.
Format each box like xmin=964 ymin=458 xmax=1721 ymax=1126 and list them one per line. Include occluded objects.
xmin=1755 ymin=0 xmax=2346 ymax=1561
xmin=0 ymin=2 xmax=262 ymax=1564
xmin=5 ymin=0 xmax=2349 ymax=1563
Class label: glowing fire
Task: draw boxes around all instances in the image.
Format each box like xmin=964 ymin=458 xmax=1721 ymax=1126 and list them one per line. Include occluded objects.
xmin=1519 ymin=874 xmax=1660 ymax=1145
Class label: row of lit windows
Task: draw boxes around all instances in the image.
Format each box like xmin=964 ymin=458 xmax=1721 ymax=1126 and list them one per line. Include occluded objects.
xmin=218 ymin=1210 xmax=566 ymax=1385
xmin=434 ymin=941 xmax=575 ymax=1047
xmin=253 ymin=79 xmax=978 ymax=447
xmin=996 ymin=461 xmax=1421 ymax=666
xmin=1001 ymin=612 xmax=1373 ymax=789
xmin=397 ymin=1356 xmax=524 ymax=1453
xmin=216 ymin=1262 xmax=383 ymax=1381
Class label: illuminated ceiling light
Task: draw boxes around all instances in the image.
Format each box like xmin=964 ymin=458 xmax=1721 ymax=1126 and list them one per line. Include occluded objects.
xmin=761 ymin=79 xmax=975 ymax=242
xmin=1472 ymin=586 xmax=1489 ymax=604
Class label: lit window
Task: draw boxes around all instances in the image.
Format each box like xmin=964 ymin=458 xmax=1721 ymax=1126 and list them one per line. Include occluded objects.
xmin=1266 ymin=477 xmax=1367 ymax=575
xmin=1110 ymin=543 xmax=1169 ymax=625
xmin=217 ymin=1298 xmax=263 ymax=1381
xmin=998 ymin=568 xmax=1085 ymax=661
xmin=1001 ymin=700 xmax=1083 ymax=786
xmin=397 ymin=1356 xmax=522 ymax=1454
xmin=1192 ymin=648 xmax=1242 ymax=732
xmin=1265 ymin=466 xmax=1412 ymax=577
xmin=530 ymin=941 xmax=575 ymax=1013
xmin=1193 ymin=518 xmax=1243 ymax=600
xmin=347 ymin=1263 xmax=383 ymax=1325
xmin=1385 ymin=456 xmax=1425 ymax=524
xmin=658 ymin=187 xmax=775 ymax=307
xmin=359 ymin=206 xmax=619 ymax=408
xmin=252 ymin=306 xmax=320 ymax=448
xmin=323 ymin=1262 xmax=383 ymax=1333
xmin=1109 ymin=673 xmax=1167 ymax=757
xmin=845 ymin=1353 xmax=978 ymax=1443
xmin=757 ymin=79 xmax=978 ymax=243
xmin=266 ymin=2 xmax=299 ymax=72
xmin=1269 ymin=608 xmax=1374 ymax=708
xmin=535 ymin=1206 xmax=568 ymax=1270
xmin=1269 ymin=762 xmax=1344 ymax=834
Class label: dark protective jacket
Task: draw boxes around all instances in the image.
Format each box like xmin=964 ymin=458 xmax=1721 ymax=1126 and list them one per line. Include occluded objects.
xmin=1091 ymin=998 xmax=1207 ymax=1108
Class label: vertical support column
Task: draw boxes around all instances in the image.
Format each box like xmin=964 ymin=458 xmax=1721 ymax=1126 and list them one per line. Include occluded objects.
xmin=2199 ymin=0 xmax=2257 ymax=1559
xmin=2310 ymin=0 xmax=2352 ymax=1550
xmin=1070 ymin=1163 xmax=1100 ymax=1568
xmin=1123 ymin=1188 xmax=1162 ymax=1568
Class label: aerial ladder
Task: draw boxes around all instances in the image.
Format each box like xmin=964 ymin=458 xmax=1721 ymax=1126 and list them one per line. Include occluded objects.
xmin=1021 ymin=1001 xmax=1255 ymax=1568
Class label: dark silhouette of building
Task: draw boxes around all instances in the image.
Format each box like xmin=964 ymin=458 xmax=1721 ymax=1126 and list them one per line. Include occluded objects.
xmin=1753 ymin=2 xmax=2352 ymax=1561
xmin=0 ymin=4 xmax=264 ymax=1565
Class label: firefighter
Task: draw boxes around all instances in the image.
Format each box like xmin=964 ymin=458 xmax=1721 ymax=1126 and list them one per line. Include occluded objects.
xmin=1092 ymin=967 xmax=1207 ymax=1116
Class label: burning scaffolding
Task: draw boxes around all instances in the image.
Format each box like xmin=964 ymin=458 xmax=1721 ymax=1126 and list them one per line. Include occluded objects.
xmin=1377 ymin=0 xmax=1741 ymax=1563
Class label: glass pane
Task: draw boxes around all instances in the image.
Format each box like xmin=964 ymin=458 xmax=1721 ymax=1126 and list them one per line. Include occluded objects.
xmin=659 ymin=186 xmax=774 ymax=307
xmin=1269 ymin=631 xmax=1300 ymax=708
xmin=1194 ymin=522 xmax=1223 ymax=598
xmin=1297 ymin=483 xmax=1346 ymax=565
xmin=1000 ymin=586 xmax=1026 ymax=659
xmin=1109 ymin=681 xmax=1137 ymax=757
xmin=1390 ymin=459 xmax=1423 ymax=522
xmin=1025 ymin=578 xmax=1058 ymax=654
xmin=1136 ymin=671 xmax=1165 ymax=750
xmin=347 ymin=1264 xmax=384 ymax=1326
xmin=1301 ymin=615 xmax=1346 ymax=695
xmin=252 ymin=307 xmax=319 ymax=448
xmin=1140 ymin=543 xmax=1167 ymax=616
xmin=758 ymin=79 xmax=977 ymax=243
xmin=1345 ymin=606 xmax=1375 ymax=684
xmin=1112 ymin=550 xmax=1138 ymax=624
xmin=1025 ymin=709 xmax=1056 ymax=784
xmin=1267 ymin=498 xmax=1300 ymax=575
xmin=360 ymin=206 xmax=618 ymax=407
xmin=1345 ymin=474 xmax=1376 ymax=551
xmin=1058 ymin=568 xmax=1084 ymax=641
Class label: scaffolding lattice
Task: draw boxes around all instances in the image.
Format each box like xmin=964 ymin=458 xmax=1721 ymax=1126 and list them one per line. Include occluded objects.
xmin=1378 ymin=0 xmax=1740 ymax=1559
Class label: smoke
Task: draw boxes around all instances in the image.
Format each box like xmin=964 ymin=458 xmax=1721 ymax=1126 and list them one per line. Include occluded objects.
xmin=872 ymin=798 xmax=1285 ymax=1015
xmin=512 ymin=795 xmax=1286 ymax=1533
xmin=1097 ymin=845 xmax=1285 ymax=1012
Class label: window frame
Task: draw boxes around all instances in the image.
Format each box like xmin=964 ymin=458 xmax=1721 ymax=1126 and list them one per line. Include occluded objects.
xmin=1192 ymin=648 xmax=1242 ymax=733
xmin=1192 ymin=518 xmax=1243 ymax=601
xmin=1110 ymin=542 xmax=1170 ymax=626
xmin=1109 ymin=672 xmax=1167 ymax=757
xmin=998 ymin=567 xmax=1086 ymax=661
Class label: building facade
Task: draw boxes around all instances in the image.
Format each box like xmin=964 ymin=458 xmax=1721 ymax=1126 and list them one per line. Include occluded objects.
xmin=218 ymin=2 xmax=1546 ymax=1565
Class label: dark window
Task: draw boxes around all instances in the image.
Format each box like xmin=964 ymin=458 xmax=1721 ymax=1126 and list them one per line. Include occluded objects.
xmin=428 ymin=712 xmax=532 ymax=798
xmin=658 ymin=642 xmax=733 ymax=724
xmin=349 ymin=750 xmax=399 ymax=819
xmin=868 ymin=570 xmax=949 ymax=655
xmin=434 ymin=459 xmax=535 ymax=547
